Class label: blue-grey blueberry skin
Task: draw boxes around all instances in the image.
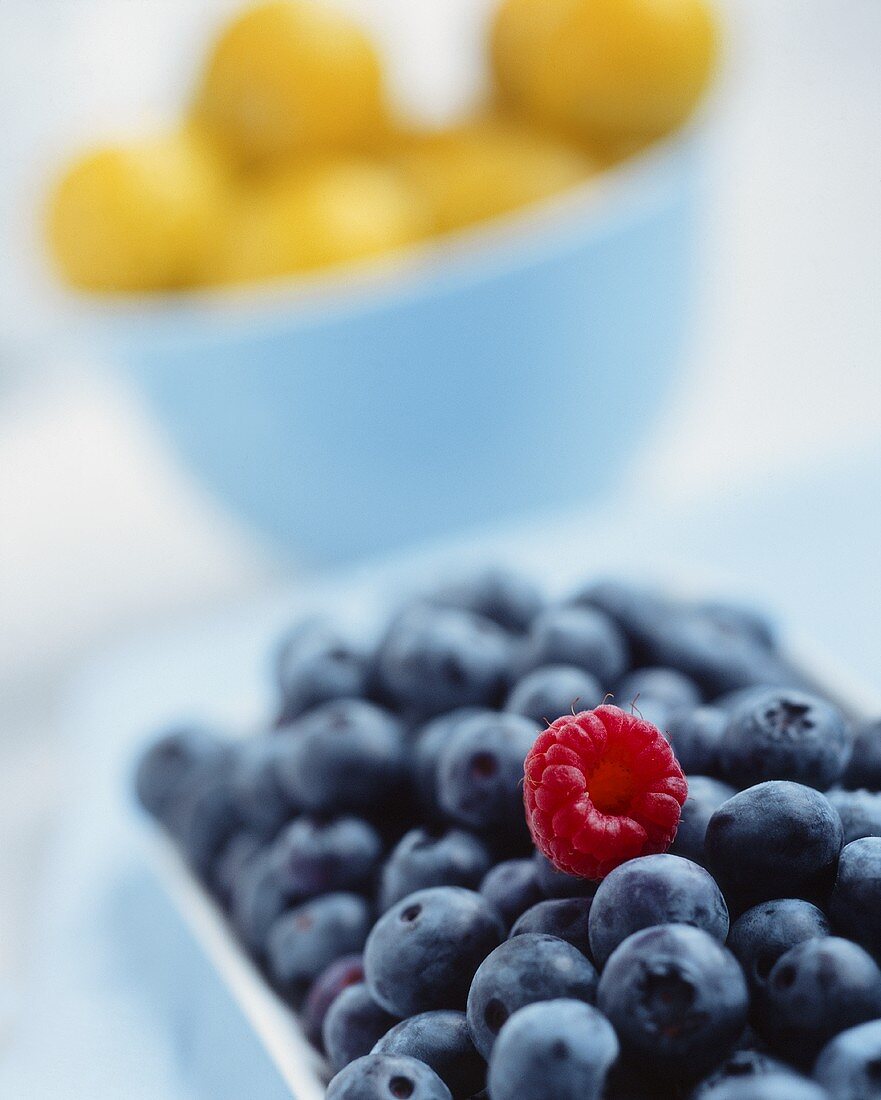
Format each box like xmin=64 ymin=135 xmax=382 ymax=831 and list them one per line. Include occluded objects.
xmin=266 ymin=893 xmax=373 ymax=1000
xmin=814 ymin=1019 xmax=881 ymax=1100
xmin=827 ymin=789 xmax=881 ymax=846
xmin=841 ymin=718 xmax=881 ymax=791
xmin=487 ymin=999 xmax=618 ymax=1100
xmin=375 ymin=603 xmax=513 ymax=718
xmin=719 ymin=689 xmax=853 ymax=791
xmin=276 ymin=699 xmax=407 ymax=816
xmin=693 ymin=1075 xmax=830 ymax=1099
xmin=435 ymin=712 xmax=538 ymax=834
xmin=230 ymin=846 xmax=291 ymax=956
xmin=364 ymin=887 xmax=505 ymax=1018
xmin=517 ymin=605 xmax=630 ymax=686
xmin=322 ymin=982 xmax=399 ymax=1073
xmin=168 ymin=756 xmax=243 ymax=875
xmin=326 ymin=1054 xmax=452 ymax=1100
xmin=422 ymin=567 xmax=545 ymax=635
xmin=412 ymin=709 xmax=485 ymax=819
xmin=373 ymin=1010 xmax=485 ymax=1100
xmin=274 ymin=619 xmax=371 ymax=724
xmin=211 ymin=830 xmax=263 ymax=907
xmin=466 ymin=933 xmax=598 ymax=1060
xmin=588 ymin=854 xmax=729 ymax=969
xmin=271 ymin=816 xmax=383 ymax=900
xmin=689 ymin=1050 xmax=808 ymax=1099
xmin=510 ymin=898 xmax=593 ymax=959
xmin=134 ymin=727 xmax=229 ymax=824
xmin=830 ymin=837 xmax=881 ymax=958
xmin=505 ymin=664 xmax=602 ymax=726
xmin=616 ymin=666 xmax=702 ymax=726
xmin=757 ymin=937 xmax=881 ymax=1068
xmin=532 ymin=851 xmax=597 ymax=899
xmin=667 ymin=708 xmax=727 ymax=777
xmin=479 ymin=859 xmax=543 ymax=930
xmin=302 ymin=954 xmax=364 ymax=1050
xmin=727 ymin=899 xmax=830 ymax=998
xmin=597 ymin=924 xmax=748 ymax=1080
xmin=705 ymin=782 xmax=843 ymax=912
xmin=230 ymin=735 xmax=301 ymax=841
xmin=671 ymin=776 xmax=737 ymax=865
xmin=379 ymin=828 xmax=492 ymax=911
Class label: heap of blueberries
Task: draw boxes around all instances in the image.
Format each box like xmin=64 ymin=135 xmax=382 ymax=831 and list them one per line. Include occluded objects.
xmin=135 ymin=568 xmax=881 ymax=1100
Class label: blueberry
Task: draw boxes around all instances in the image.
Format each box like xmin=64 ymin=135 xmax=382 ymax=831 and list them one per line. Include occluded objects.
xmin=719 ymin=689 xmax=852 ymax=790
xmin=670 ymin=776 xmax=736 ymax=865
xmin=505 ymin=665 xmax=602 ymax=725
xmin=167 ymin=753 xmax=243 ymax=875
xmin=272 ymin=816 xmax=383 ymax=899
xmin=644 ymin=605 xmax=800 ymax=698
xmin=705 ymin=782 xmax=843 ymax=911
xmin=616 ymin=667 xmax=701 ymax=729
xmin=696 ymin=600 xmax=777 ymax=652
xmin=230 ymin=735 xmax=301 ymax=840
xmin=690 ymin=1050 xmax=808 ymax=1099
xmin=667 ymin=708 xmax=727 ymax=776
xmin=827 ymin=789 xmax=881 ymax=845
xmin=565 ymin=579 xmax=667 ymax=662
xmin=230 ymin=846 xmax=293 ymax=956
xmin=841 ymin=718 xmax=881 ymax=791
xmin=466 ymin=933 xmax=598 ymax=1059
xmin=597 ymin=924 xmax=748 ymax=1080
xmin=588 ymin=853 xmax=729 ymax=969
xmin=373 ymin=1010 xmax=485 ymax=1099
xmin=423 ymin=567 xmax=545 ymax=634
xmin=364 ymin=887 xmax=504 ymax=1017
xmin=830 ymin=837 xmax=881 ymax=958
xmin=814 ymin=1019 xmax=881 ymax=1100
xmin=532 ymin=851 xmax=597 ymax=899
xmin=134 ymin=726 xmax=229 ymax=825
xmin=303 ymin=954 xmax=364 ymax=1050
xmin=758 ymin=937 xmax=881 ymax=1066
xmin=211 ymin=830 xmax=264 ymax=907
xmin=326 ymin=1053 xmax=452 ymax=1100
xmin=727 ymin=899 xmax=830 ymax=998
xmin=519 ymin=605 xmax=629 ymax=686
xmin=274 ymin=618 xmax=370 ymax=723
xmin=376 ymin=604 xmax=512 ymax=717
xmin=266 ymin=893 xmax=373 ymax=1002
xmin=435 ymin=712 xmax=538 ymax=836
xmin=276 ymin=699 xmax=406 ymax=816
xmin=412 ymin=709 xmax=485 ymax=819
xmin=479 ymin=859 xmax=543 ymax=929
xmin=693 ymin=1074 xmax=830 ymax=1099
xmin=322 ymin=981 xmax=399 ymax=1073
xmin=379 ymin=829 xmax=492 ymax=911
xmin=510 ymin=898 xmax=593 ymax=958
xmin=487 ymin=999 xmax=618 ymax=1100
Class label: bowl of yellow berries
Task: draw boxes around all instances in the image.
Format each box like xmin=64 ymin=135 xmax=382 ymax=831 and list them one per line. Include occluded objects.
xmin=45 ymin=0 xmax=719 ymax=563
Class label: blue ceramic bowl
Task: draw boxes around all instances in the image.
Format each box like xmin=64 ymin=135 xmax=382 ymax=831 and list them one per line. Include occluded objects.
xmin=105 ymin=134 xmax=701 ymax=563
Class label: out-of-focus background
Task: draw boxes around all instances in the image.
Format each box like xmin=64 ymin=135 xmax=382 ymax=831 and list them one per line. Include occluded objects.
xmin=1 ymin=0 xmax=880 ymax=1092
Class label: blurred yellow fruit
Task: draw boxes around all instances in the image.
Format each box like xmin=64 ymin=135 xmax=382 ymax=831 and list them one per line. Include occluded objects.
xmin=491 ymin=0 xmax=718 ymax=145
xmin=209 ymin=159 xmax=430 ymax=285
xmin=195 ymin=0 xmax=391 ymax=165
xmin=397 ymin=117 xmax=595 ymax=234
xmin=46 ymin=131 xmax=230 ymax=293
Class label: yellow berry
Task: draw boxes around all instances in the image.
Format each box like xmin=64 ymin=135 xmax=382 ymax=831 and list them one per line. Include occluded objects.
xmin=46 ymin=130 xmax=230 ymax=293
xmin=492 ymin=0 xmax=719 ymax=145
xmin=194 ymin=0 xmax=391 ymax=165
xmin=208 ymin=159 xmax=430 ymax=285
xmin=397 ymin=116 xmax=595 ymax=234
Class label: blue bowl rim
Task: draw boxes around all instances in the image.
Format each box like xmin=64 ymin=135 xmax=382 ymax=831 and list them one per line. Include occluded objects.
xmin=46 ymin=116 xmax=707 ymax=345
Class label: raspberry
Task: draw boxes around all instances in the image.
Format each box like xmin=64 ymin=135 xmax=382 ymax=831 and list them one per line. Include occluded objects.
xmin=523 ymin=705 xmax=687 ymax=881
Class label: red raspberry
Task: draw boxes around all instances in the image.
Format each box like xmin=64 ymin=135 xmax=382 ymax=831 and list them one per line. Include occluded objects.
xmin=523 ymin=704 xmax=688 ymax=881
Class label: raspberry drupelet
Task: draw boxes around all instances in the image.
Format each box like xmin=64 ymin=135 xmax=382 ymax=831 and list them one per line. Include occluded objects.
xmin=523 ymin=704 xmax=688 ymax=881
